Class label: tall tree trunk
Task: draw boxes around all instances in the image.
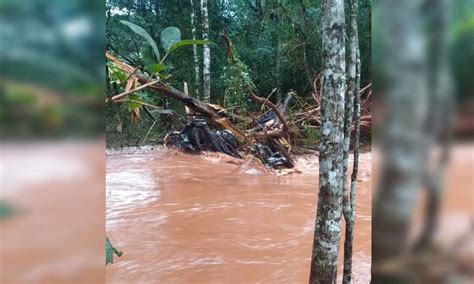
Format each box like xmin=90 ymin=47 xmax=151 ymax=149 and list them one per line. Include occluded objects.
xmin=342 ymin=0 xmax=359 ymax=283
xmin=309 ymin=0 xmax=346 ymax=283
xmin=372 ymin=0 xmax=429 ymax=282
xmin=275 ymin=0 xmax=282 ymax=103
xmin=299 ymin=0 xmax=314 ymax=95
xmin=190 ymin=0 xmax=200 ymax=98
xmin=414 ymin=0 xmax=454 ymax=252
xmin=276 ymin=37 xmax=282 ymax=102
xmin=201 ymin=0 xmax=211 ymax=103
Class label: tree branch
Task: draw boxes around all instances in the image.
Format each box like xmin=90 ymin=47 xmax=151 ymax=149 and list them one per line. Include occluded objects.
xmin=246 ymin=86 xmax=290 ymax=131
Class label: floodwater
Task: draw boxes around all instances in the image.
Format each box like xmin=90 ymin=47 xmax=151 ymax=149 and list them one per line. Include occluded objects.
xmin=0 ymin=143 xmax=469 ymax=283
xmin=0 ymin=142 xmax=105 ymax=283
xmin=106 ymin=149 xmax=373 ymax=283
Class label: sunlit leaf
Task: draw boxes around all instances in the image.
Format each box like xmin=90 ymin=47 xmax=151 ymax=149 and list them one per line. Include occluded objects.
xmin=127 ymin=94 xmax=143 ymax=111
xmin=120 ymin=20 xmax=160 ymax=61
xmin=160 ymin=27 xmax=181 ymax=52
xmin=148 ymin=63 xmax=167 ymax=74
xmin=169 ymin=40 xmax=215 ymax=53
xmin=109 ymin=63 xmax=127 ymax=83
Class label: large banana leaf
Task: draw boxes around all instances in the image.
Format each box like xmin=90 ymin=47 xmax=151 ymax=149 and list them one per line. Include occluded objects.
xmin=121 ymin=20 xmax=160 ymax=62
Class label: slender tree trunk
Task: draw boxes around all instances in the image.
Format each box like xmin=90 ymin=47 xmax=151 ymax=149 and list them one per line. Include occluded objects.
xmin=342 ymin=0 xmax=359 ymax=283
xmin=201 ymin=0 xmax=211 ymax=103
xmin=275 ymin=1 xmax=282 ymax=103
xmin=276 ymin=38 xmax=282 ymax=102
xmin=414 ymin=0 xmax=454 ymax=252
xmin=372 ymin=0 xmax=429 ymax=282
xmin=190 ymin=0 xmax=200 ymax=99
xmin=299 ymin=0 xmax=314 ymax=95
xmin=309 ymin=0 xmax=346 ymax=283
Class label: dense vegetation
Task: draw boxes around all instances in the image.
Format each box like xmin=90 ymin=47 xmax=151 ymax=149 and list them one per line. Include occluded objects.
xmin=105 ymin=0 xmax=372 ymax=148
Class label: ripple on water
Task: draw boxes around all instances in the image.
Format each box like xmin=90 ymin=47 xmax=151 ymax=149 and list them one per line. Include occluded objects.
xmin=106 ymin=156 xmax=160 ymax=229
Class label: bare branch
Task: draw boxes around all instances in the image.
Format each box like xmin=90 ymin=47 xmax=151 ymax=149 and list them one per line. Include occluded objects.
xmin=246 ymin=86 xmax=290 ymax=131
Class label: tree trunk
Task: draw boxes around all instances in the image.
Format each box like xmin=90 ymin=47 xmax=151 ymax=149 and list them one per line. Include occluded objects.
xmin=190 ymin=0 xmax=201 ymax=98
xmin=299 ymin=0 xmax=314 ymax=95
xmin=414 ymin=0 xmax=454 ymax=252
xmin=201 ymin=0 xmax=211 ymax=103
xmin=276 ymin=38 xmax=282 ymax=103
xmin=342 ymin=0 xmax=359 ymax=283
xmin=309 ymin=0 xmax=346 ymax=283
xmin=372 ymin=0 xmax=429 ymax=282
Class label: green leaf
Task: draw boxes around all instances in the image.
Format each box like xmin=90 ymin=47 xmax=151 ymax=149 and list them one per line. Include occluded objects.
xmin=120 ymin=20 xmax=160 ymax=61
xmin=169 ymin=40 xmax=215 ymax=53
xmin=127 ymin=94 xmax=143 ymax=111
xmin=141 ymin=45 xmax=157 ymax=66
xmin=109 ymin=63 xmax=127 ymax=83
xmin=148 ymin=63 xmax=167 ymax=74
xmin=160 ymin=27 xmax=181 ymax=52
xmin=140 ymin=46 xmax=166 ymax=74
xmin=106 ymin=237 xmax=123 ymax=265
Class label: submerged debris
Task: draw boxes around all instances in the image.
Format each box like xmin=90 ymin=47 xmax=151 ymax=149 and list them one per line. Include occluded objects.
xmin=164 ymin=119 xmax=241 ymax=158
xmin=106 ymin=237 xmax=123 ymax=265
xmin=251 ymin=141 xmax=294 ymax=169
xmin=164 ymin=119 xmax=296 ymax=169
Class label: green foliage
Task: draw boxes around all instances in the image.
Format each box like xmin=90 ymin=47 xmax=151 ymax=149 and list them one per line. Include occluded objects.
xmin=106 ymin=237 xmax=123 ymax=265
xmin=170 ymin=40 xmax=214 ymax=52
xmin=105 ymin=0 xmax=373 ymax=147
xmin=302 ymin=124 xmax=319 ymax=143
xmin=141 ymin=46 xmax=163 ymax=74
xmin=108 ymin=63 xmax=128 ymax=83
xmin=222 ymin=56 xmax=254 ymax=112
xmin=161 ymin=27 xmax=182 ymax=52
xmin=127 ymin=94 xmax=144 ymax=112
xmin=121 ymin=20 xmax=161 ymax=62
xmin=148 ymin=63 xmax=167 ymax=74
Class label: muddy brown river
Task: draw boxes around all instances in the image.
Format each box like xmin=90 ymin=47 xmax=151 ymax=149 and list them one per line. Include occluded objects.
xmin=106 ymin=150 xmax=373 ymax=283
xmin=0 ymin=143 xmax=470 ymax=283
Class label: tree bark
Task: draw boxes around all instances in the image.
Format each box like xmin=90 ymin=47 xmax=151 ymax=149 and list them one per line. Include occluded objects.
xmin=342 ymin=0 xmax=359 ymax=283
xmin=414 ymin=0 xmax=454 ymax=252
xmin=309 ymin=0 xmax=346 ymax=283
xmin=275 ymin=1 xmax=282 ymax=103
xmin=190 ymin=0 xmax=201 ymax=99
xmin=276 ymin=34 xmax=282 ymax=103
xmin=201 ymin=0 xmax=211 ymax=103
xmin=372 ymin=0 xmax=429 ymax=282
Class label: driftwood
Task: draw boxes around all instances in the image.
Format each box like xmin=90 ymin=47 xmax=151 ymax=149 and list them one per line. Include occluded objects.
xmin=293 ymin=77 xmax=373 ymax=144
xmin=246 ymin=87 xmax=290 ymax=131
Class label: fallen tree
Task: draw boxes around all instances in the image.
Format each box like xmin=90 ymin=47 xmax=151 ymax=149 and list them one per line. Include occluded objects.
xmin=106 ymin=49 xmax=371 ymax=168
xmin=106 ymin=51 xmax=296 ymax=168
xmin=106 ymin=51 xmax=292 ymax=143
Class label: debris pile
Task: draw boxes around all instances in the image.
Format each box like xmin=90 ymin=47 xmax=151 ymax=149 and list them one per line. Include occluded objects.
xmin=164 ymin=119 xmax=241 ymax=158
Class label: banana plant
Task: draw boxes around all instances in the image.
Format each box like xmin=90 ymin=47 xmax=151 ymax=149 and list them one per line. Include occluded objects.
xmin=120 ymin=20 xmax=213 ymax=77
xmin=111 ymin=20 xmax=214 ymax=123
